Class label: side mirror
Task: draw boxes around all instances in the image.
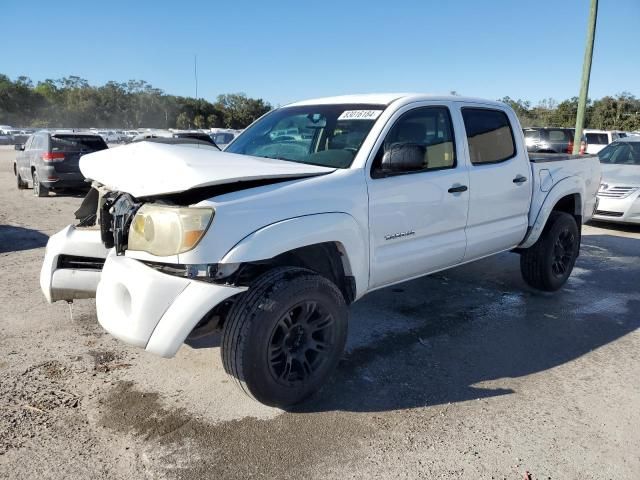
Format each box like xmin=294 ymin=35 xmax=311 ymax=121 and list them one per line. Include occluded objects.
xmin=15 ymin=143 xmax=24 ymax=151
xmin=381 ymin=143 xmax=425 ymax=173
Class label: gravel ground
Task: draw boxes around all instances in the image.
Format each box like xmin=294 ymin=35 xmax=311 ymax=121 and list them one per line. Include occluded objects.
xmin=0 ymin=145 xmax=638 ymax=479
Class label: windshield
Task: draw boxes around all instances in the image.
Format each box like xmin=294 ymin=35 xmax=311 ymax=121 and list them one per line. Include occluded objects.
xmin=225 ymin=104 xmax=386 ymax=168
xmin=51 ymin=135 xmax=108 ymax=152
xmin=598 ymin=141 xmax=640 ymax=166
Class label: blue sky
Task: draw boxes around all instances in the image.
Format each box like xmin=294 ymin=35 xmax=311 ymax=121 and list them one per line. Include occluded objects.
xmin=4 ymin=0 xmax=638 ymax=106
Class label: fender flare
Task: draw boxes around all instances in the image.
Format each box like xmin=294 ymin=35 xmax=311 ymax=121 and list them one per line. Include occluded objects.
xmin=220 ymin=213 xmax=369 ymax=299
xmin=519 ymin=176 xmax=584 ymax=249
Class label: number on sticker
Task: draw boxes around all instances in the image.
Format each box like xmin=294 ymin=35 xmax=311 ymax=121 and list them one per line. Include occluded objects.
xmin=338 ymin=110 xmax=383 ymax=121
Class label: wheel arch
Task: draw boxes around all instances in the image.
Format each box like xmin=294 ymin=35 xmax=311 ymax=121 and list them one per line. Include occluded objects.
xmin=519 ymin=176 xmax=584 ymax=249
xmin=219 ymin=213 xmax=368 ymax=302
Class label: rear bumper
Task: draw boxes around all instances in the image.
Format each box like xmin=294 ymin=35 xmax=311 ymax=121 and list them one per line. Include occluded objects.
xmin=593 ymin=195 xmax=640 ymax=225
xmin=41 ymin=172 xmax=87 ymax=189
xmin=96 ymin=253 xmax=245 ymax=357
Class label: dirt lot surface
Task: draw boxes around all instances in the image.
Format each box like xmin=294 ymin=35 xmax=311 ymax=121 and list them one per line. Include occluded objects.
xmin=0 ymin=145 xmax=639 ymax=479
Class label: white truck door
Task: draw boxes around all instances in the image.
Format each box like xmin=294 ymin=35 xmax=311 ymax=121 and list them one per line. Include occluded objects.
xmin=367 ymin=104 xmax=470 ymax=289
xmin=457 ymin=105 xmax=531 ymax=260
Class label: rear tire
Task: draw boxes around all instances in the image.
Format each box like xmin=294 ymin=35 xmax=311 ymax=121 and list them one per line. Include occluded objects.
xmin=15 ymin=167 xmax=27 ymax=190
xmin=520 ymin=211 xmax=579 ymax=291
xmin=221 ymin=267 xmax=348 ymax=407
xmin=32 ymin=171 xmax=48 ymax=197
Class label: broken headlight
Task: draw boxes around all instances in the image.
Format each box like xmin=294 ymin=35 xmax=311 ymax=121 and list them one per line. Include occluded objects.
xmin=128 ymin=204 xmax=214 ymax=256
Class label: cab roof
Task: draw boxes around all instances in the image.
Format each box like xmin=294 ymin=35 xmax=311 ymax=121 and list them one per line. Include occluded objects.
xmin=287 ymin=93 xmax=506 ymax=108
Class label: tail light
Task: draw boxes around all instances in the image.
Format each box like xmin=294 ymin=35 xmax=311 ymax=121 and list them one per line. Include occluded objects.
xmin=580 ymin=140 xmax=587 ymax=155
xmin=41 ymin=152 xmax=65 ymax=162
xmin=566 ymin=141 xmax=574 ymax=154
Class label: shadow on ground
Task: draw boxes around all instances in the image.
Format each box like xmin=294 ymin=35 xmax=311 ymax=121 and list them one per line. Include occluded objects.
xmin=587 ymin=220 xmax=640 ymax=234
xmin=177 ymin=230 xmax=640 ymax=415
xmin=286 ymin=232 xmax=640 ymax=413
xmin=0 ymin=225 xmax=48 ymax=253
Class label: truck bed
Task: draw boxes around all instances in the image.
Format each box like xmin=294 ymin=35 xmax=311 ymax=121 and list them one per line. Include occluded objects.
xmin=529 ymin=153 xmax=597 ymax=163
xmin=528 ymin=152 xmax=601 ymax=229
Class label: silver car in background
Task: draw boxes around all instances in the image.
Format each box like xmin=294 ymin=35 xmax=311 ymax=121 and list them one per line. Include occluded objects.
xmin=593 ymin=136 xmax=640 ymax=224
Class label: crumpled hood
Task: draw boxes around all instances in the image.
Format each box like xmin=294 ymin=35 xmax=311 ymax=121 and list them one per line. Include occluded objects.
xmin=600 ymin=163 xmax=640 ymax=187
xmin=79 ymin=141 xmax=335 ymax=197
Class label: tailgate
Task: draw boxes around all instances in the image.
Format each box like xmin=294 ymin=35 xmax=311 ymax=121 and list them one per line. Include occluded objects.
xmin=54 ymin=151 xmax=83 ymax=173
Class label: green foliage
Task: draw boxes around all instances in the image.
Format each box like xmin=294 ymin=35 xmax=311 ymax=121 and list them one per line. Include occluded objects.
xmin=498 ymin=93 xmax=640 ymax=131
xmin=215 ymin=93 xmax=271 ymax=129
xmin=0 ymin=74 xmax=272 ymax=129
xmin=2 ymin=73 xmax=638 ymax=132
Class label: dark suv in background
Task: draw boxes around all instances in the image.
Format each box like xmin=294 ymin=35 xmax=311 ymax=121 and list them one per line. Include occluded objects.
xmin=14 ymin=131 xmax=108 ymax=197
xmin=523 ymin=127 xmax=586 ymax=154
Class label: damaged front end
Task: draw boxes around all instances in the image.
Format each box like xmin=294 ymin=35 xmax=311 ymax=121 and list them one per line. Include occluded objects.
xmin=74 ymin=185 xmax=142 ymax=254
xmin=100 ymin=191 xmax=141 ymax=254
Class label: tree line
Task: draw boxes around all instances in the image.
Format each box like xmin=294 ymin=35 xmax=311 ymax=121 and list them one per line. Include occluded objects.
xmin=0 ymin=74 xmax=272 ymax=130
xmin=1 ymin=74 xmax=639 ymax=131
xmin=499 ymin=93 xmax=640 ymax=131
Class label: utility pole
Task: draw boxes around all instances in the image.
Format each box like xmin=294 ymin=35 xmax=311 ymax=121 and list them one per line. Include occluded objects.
xmin=573 ymin=0 xmax=598 ymax=154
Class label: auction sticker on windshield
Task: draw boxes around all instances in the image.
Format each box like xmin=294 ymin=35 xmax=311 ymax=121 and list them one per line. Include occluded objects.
xmin=338 ymin=110 xmax=383 ymax=120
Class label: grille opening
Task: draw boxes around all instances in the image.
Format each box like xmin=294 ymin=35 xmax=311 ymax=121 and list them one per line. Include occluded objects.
xmin=598 ymin=186 xmax=638 ymax=199
xmin=595 ymin=210 xmax=624 ymax=217
xmin=57 ymin=255 xmax=105 ymax=270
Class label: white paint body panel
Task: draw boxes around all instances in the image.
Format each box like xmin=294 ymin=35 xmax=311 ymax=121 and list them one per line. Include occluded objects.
xmin=592 ymin=163 xmax=640 ymax=224
xmin=460 ymin=106 xmax=531 ymax=260
xmin=79 ymin=141 xmax=334 ymax=197
xmin=96 ymin=252 xmax=245 ymax=356
xmin=221 ymin=213 xmax=369 ymax=299
xmin=41 ymin=94 xmax=601 ymax=357
xmin=40 ymin=225 xmax=108 ymax=303
xmin=365 ymin=100 xmax=470 ymax=288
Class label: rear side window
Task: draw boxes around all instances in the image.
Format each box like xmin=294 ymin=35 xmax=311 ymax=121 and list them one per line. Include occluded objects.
xmin=547 ymin=129 xmax=572 ymax=142
xmin=524 ymin=129 xmax=540 ymax=141
xmin=51 ymin=135 xmax=108 ymax=152
xmin=462 ymin=108 xmax=516 ymax=164
xmin=33 ymin=136 xmax=46 ymax=150
xmin=586 ymin=133 xmax=609 ymax=145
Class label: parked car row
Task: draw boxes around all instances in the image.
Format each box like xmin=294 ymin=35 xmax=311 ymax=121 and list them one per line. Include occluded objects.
xmin=10 ymin=128 xmax=224 ymax=197
xmin=0 ymin=127 xmax=36 ymax=144
xmin=523 ymin=126 xmax=636 ymax=155
xmin=1 ymin=127 xmax=239 ymax=147
xmin=14 ymin=130 xmax=109 ymax=196
xmin=8 ymin=111 xmax=638 ymax=230
xmin=593 ymin=136 xmax=640 ymax=225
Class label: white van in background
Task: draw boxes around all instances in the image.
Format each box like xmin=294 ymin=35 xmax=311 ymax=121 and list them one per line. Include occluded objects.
xmin=584 ymin=129 xmax=627 ymax=154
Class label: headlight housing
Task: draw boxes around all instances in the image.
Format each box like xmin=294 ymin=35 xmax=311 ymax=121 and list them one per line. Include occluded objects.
xmin=128 ymin=204 xmax=214 ymax=256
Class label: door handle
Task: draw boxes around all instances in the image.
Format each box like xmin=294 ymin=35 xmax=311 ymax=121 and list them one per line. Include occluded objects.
xmin=448 ymin=185 xmax=468 ymax=193
xmin=513 ymin=175 xmax=528 ymax=184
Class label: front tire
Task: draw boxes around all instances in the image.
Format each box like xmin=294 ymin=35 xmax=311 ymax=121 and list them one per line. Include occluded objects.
xmin=32 ymin=171 xmax=48 ymax=197
xmin=520 ymin=211 xmax=579 ymax=291
xmin=222 ymin=267 xmax=348 ymax=407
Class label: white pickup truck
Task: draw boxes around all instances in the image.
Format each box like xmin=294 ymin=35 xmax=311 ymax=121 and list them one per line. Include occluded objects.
xmin=41 ymin=94 xmax=601 ymax=406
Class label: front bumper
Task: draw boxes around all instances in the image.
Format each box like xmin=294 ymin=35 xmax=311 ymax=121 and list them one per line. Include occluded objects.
xmin=40 ymin=225 xmax=108 ymax=303
xmin=593 ymin=195 xmax=640 ymax=225
xmin=96 ymin=253 xmax=245 ymax=357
